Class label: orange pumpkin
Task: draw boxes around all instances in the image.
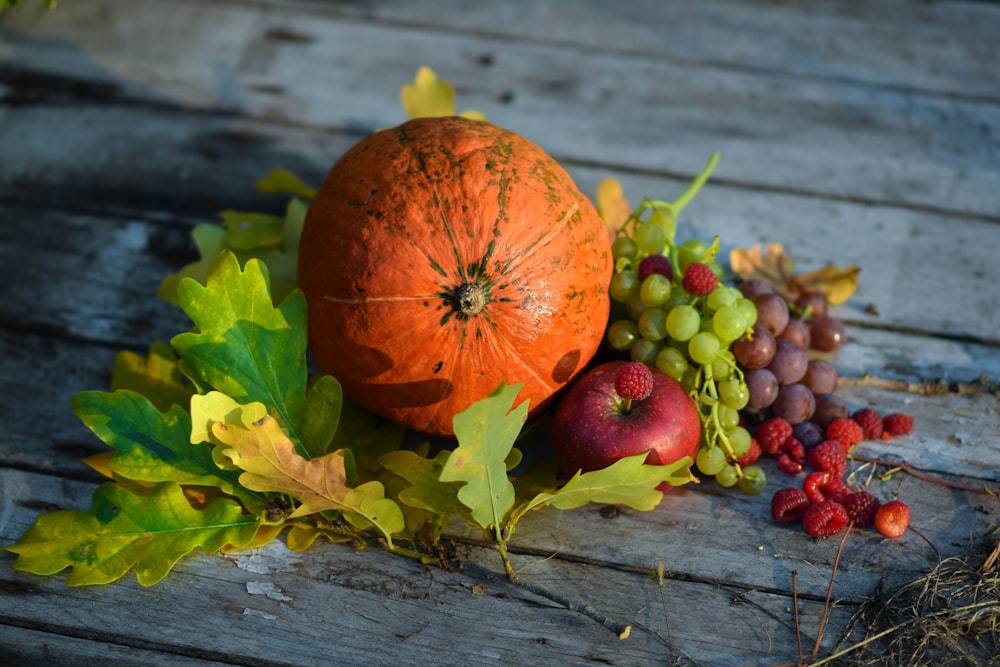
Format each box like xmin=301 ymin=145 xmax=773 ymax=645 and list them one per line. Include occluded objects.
xmin=298 ymin=116 xmax=612 ymax=436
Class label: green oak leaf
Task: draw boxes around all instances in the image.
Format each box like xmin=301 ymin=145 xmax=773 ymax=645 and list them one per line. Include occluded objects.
xmin=510 ymin=453 xmax=696 ymax=525
xmin=219 ymin=210 xmax=285 ymax=251
xmin=439 ymin=383 xmax=527 ymax=535
xmin=158 ymin=224 xmax=227 ymax=303
xmin=4 ymin=482 xmax=259 ymax=586
xmin=380 ymin=448 xmax=466 ymax=539
xmin=255 ymin=168 xmax=317 ymax=200
xmin=71 ymin=389 xmax=260 ymax=508
xmin=110 ymin=340 xmax=194 ymax=412
xmin=171 ymin=251 xmax=338 ymax=459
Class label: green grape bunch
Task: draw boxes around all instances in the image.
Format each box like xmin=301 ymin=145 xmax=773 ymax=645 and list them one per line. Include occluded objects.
xmin=603 ymin=153 xmax=767 ymax=495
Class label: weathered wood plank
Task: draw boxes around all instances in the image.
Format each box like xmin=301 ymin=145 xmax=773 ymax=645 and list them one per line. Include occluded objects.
xmin=1 ymin=468 xmax=855 ymax=667
xmin=2 ymin=101 xmax=999 ymax=346
xmin=3 ymin=0 xmax=999 ymax=220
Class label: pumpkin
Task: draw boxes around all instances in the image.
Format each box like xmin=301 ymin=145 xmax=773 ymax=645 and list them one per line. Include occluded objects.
xmin=298 ymin=116 xmax=612 ymax=436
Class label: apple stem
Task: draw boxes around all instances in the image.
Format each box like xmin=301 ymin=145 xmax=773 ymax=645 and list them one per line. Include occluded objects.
xmin=622 ymin=397 xmax=633 ymax=414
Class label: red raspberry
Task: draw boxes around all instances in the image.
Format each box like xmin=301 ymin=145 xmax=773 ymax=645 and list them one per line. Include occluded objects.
xmin=737 ymin=438 xmax=762 ymax=467
xmin=807 ymin=440 xmax=847 ymax=478
xmin=637 ymin=254 xmax=674 ymax=282
xmin=803 ymin=471 xmax=849 ymax=504
xmin=803 ymin=500 xmax=849 ymax=538
xmin=614 ymin=362 xmax=654 ymax=401
xmin=882 ymin=413 xmax=914 ymax=438
xmin=770 ymin=487 xmax=810 ymax=525
xmin=852 ymin=408 xmax=884 ymax=440
xmin=781 ymin=437 xmax=807 ymax=465
xmin=775 ymin=452 xmax=803 ymax=475
xmin=826 ymin=417 xmax=865 ymax=451
xmin=841 ymin=491 xmax=881 ymax=528
xmin=755 ymin=417 xmax=793 ymax=455
xmin=681 ymin=262 xmax=718 ymax=296
xmin=875 ymin=500 xmax=911 ymax=538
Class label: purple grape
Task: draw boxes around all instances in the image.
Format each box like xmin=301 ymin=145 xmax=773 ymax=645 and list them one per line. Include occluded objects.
xmin=732 ymin=325 xmax=776 ymax=369
xmin=779 ymin=318 xmax=811 ymax=350
xmin=767 ymin=339 xmax=808 ymax=385
xmin=792 ymin=420 xmax=826 ymax=449
xmin=745 ymin=368 xmax=779 ymax=411
xmin=770 ymin=383 xmax=816 ymax=425
xmin=752 ymin=293 xmax=790 ymax=336
xmin=802 ymin=359 xmax=838 ymax=395
xmin=810 ymin=316 xmax=847 ymax=352
xmin=737 ymin=278 xmax=775 ymax=300
xmin=812 ymin=393 xmax=849 ymax=429
xmin=795 ymin=291 xmax=829 ymax=319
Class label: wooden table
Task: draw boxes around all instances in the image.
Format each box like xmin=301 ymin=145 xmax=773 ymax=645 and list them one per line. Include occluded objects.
xmin=2 ymin=1 xmax=998 ymax=665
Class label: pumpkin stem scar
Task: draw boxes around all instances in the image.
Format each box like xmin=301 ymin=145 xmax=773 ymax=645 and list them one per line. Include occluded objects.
xmin=454 ymin=283 xmax=487 ymax=316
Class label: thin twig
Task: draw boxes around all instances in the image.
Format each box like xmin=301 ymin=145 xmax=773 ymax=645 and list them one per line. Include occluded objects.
xmin=791 ymin=569 xmax=803 ymax=666
xmin=850 ymin=454 xmax=998 ymax=495
xmin=811 ymin=523 xmax=853 ymax=660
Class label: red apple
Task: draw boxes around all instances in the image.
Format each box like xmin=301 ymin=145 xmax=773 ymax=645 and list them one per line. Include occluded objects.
xmin=551 ymin=361 xmax=701 ymax=484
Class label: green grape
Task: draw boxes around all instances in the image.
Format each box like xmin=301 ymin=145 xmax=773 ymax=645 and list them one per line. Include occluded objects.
xmin=609 ymin=269 xmax=638 ymax=302
xmin=727 ymin=426 xmax=752 ymax=457
xmin=737 ymin=465 xmax=767 ymax=495
xmin=633 ymin=220 xmax=667 ymax=255
xmin=706 ymin=286 xmax=737 ymax=312
xmin=630 ymin=338 xmax=661 ymax=365
xmin=639 ymin=273 xmax=672 ymax=307
xmin=655 ymin=346 xmax=688 ymax=380
xmin=707 ymin=260 xmax=724 ymax=279
xmin=717 ymin=403 xmax=740 ymax=431
xmin=626 ymin=296 xmax=648 ymax=322
xmin=681 ymin=367 xmax=700 ymax=392
xmin=715 ymin=464 xmax=740 ymax=488
xmin=688 ymin=331 xmax=721 ymax=366
xmin=696 ymin=446 xmax=726 ymax=476
xmin=606 ymin=319 xmax=640 ymax=351
xmin=611 ymin=236 xmax=638 ymax=263
xmin=677 ymin=238 xmax=707 ymax=271
xmin=735 ymin=297 xmax=758 ymax=328
xmin=712 ymin=351 xmax=735 ymax=379
xmin=638 ymin=308 xmax=668 ymax=341
xmin=666 ymin=304 xmax=700 ymax=341
xmin=719 ymin=377 xmax=750 ymax=410
xmin=664 ymin=293 xmax=690 ymax=311
xmin=648 ymin=208 xmax=677 ymax=243
xmin=712 ymin=305 xmax=748 ymax=342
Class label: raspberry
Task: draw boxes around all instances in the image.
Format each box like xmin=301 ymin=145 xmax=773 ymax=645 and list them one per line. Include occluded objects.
xmin=637 ymin=254 xmax=674 ymax=282
xmin=775 ymin=452 xmax=803 ymax=475
xmin=803 ymin=471 xmax=849 ymax=504
xmin=681 ymin=262 xmax=718 ymax=296
xmin=771 ymin=487 xmax=810 ymax=525
xmin=826 ymin=417 xmax=865 ymax=451
xmin=755 ymin=417 xmax=793 ymax=455
xmin=780 ymin=437 xmax=807 ymax=465
xmin=614 ymin=362 xmax=654 ymax=401
xmin=842 ymin=490 xmax=881 ymax=528
xmin=852 ymin=408 xmax=884 ymax=440
xmin=807 ymin=440 xmax=847 ymax=478
xmin=803 ymin=500 xmax=849 ymax=538
xmin=875 ymin=500 xmax=911 ymax=538
xmin=882 ymin=413 xmax=914 ymax=438
xmin=737 ymin=437 xmax=762 ymax=467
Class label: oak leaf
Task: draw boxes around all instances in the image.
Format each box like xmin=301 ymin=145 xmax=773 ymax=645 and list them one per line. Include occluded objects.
xmin=729 ymin=243 xmax=859 ymax=305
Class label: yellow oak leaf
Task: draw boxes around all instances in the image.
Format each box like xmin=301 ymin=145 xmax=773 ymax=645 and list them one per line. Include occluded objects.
xmin=400 ymin=66 xmax=485 ymax=121
xmin=730 ymin=243 xmax=859 ymax=305
xmin=789 ymin=264 xmax=861 ymax=306
xmin=595 ymin=177 xmax=632 ymax=237
xmin=213 ymin=415 xmax=404 ymax=541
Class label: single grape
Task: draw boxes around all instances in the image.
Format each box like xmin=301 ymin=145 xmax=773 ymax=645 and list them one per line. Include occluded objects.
xmin=727 ymin=426 xmax=752 ymax=457
xmin=717 ymin=404 xmax=741 ymax=431
xmin=715 ymin=464 xmax=740 ymax=488
xmin=735 ymin=297 xmax=758 ymax=328
xmin=707 ymin=286 xmax=738 ymax=311
xmin=666 ymin=304 xmax=701 ymax=341
xmin=753 ymin=292 xmax=790 ymax=336
xmin=630 ymin=338 xmax=661 ymax=366
xmin=647 ymin=209 xmax=677 ymax=244
xmin=792 ymin=420 xmax=826 ymax=449
xmin=737 ymin=278 xmax=775 ymax=300
xmin=770 ymin=383 xmax=816 ymax=425
xmin=779 ymin=318 xmax=811 ymax=350
xmin=688 ymin=331 xmax=721 ymax=366
xmin=606 ymin=319 xmax=640 ymax=351
xmin=810 ymin=316 xmax=847 ymax=352
xmin=677 ymin=238 xmax=707 ymax=271
xmin=634 ymin=220 xmax=667 ymax=255
xmin=795 ymin=290 xmax=828 ymax=319
xmin=719 ymin=377 xmax=750 ymax=410
xmin=812 ymin=393 xmax=849 ymax=429
xmin=712 ymin=305 xmax=748 ymax=342
xmin=745 ymin=368 xmax=779 ymax=411
xmin=696 ymin=446 xmax=726 ymax=476
xmin=611 ymin=236 xmax=638 ymax=263
xmin=767 ymin=339 xmax=809 ymax=385
xmin=626 ymin=296 xmax=648 ymax=322
xmin=638 ymin=308 xmax=669 ymax=341
xmin=655 ymin=346 xmax=688 ymax=380
xmin=732 ymin=325 xmax=776 ymax=369
xmin=711 ymin=351 xmax=736 ymax=379
xmin=609 ymin=269 xmax=638 ymax=302
xmin=639 ymin=273 xmax=672 ymax=307
xmin=737 ymin=465 xmax=767 ymax=495
xmin=802 ymin=359 xmax=838 ymax=395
